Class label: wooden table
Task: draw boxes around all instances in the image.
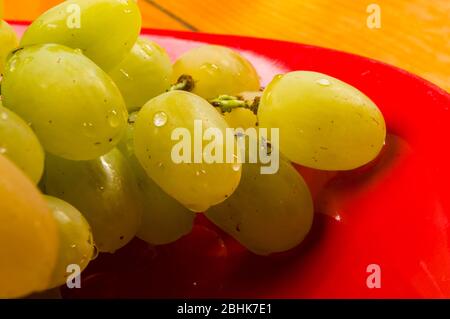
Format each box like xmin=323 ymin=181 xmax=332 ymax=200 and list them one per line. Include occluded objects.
xmin=4 ymin=0 xmax=449 ymax=91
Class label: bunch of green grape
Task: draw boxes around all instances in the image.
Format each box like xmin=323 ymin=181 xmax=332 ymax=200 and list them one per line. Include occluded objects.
xmin=0 ymin=0 xmax=386 ymax=298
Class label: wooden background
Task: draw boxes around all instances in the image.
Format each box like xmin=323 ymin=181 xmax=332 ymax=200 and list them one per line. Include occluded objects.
xmin=3 ymin=0 xmax=449 ymax=91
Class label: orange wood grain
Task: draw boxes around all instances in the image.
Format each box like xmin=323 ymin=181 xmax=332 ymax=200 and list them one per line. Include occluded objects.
xmin=3 ymin=0 xmax=185 ymax=29
xmin=3 ymin=0 xmax=449 ymax=91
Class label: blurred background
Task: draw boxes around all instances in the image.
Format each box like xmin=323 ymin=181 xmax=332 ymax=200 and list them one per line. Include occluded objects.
xmin=3 ymin=0 xmax=449 ymax=91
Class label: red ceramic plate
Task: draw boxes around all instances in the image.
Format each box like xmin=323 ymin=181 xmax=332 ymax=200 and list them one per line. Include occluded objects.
xmin=10 ymin=22 xmax=450 ymax=298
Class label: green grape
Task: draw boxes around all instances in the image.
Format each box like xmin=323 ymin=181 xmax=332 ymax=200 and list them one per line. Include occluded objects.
xmin=172 ymin=45 xmax=260 ymax=100
xmin=134 ymin=91 xmax=242 ymax=212
xmin=43 ymin=149 xmax=142 ymax=253
xmin=0 ymin=104 xmax=45 ymax=184
xmin=223 ymin=108 xmax=257 ymax=130
xmin=118 ymin=114 xmax=195 ymax=245
xmin=44 ymin=195 xmax=94 ymax=289
xmin=0 ymin=154 xmax=58 ymax=298
xmin=20 ymin=0 xmax=141 ymax=71
xmin=0 ymin=20 xmax=18 ymax=75
xmin=206 ymin=158 xmax=313 ymax=256
xmin=258 ymin=71 xmax=386 ymax=170
xmin=2 ymin=44 xmax=128 ymax=161
xmin=109 ymin=37 xmax=173 ymax=111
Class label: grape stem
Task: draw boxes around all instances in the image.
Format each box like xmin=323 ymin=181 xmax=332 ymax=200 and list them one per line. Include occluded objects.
xmin=209 ymin=94 xmax=260 ymax=115
xmin=168 ymin=74 xmax=261 ymax=114
xmin=168 ymin=74 xmax=195 ymax=92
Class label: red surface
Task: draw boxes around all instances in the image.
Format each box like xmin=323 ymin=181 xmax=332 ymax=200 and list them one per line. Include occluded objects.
xmin=10 ymin=22 xmax=450 ymax=298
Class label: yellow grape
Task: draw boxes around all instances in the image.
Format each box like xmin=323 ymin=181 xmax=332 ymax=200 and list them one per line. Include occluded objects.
xmin=0 ymin=20 xmax=18 ymax=75
xmin=44 ymin=196 xmax=94 ymax=289
xmin=134 ymin=91 xmax=242 ymax=212
xmin=44 ymin=149 xmax=142 ymax=253
xmin=117 ymin=114 xmax=195 ymax=245
xmin=2 ymin=44 xmax=128 ymax=161
xmin=0 ymin=104 xmax=45 ymax=184
xmin=206 ymin=158 xmax=313 ymax=255
xmin=258 ymin=71 xmax=386 ymax=170
xmin=223 ymin=108 xmax=257 ymax=130
xmin=0 ymin=155 xmax=58 ymax=298
xmin=20 ymin=0 xmax=141 ymax=71
xmin=172 ymin=45 xmax=260 ymax=100
xmin=110 ymin=37 xmax=173 ymax=111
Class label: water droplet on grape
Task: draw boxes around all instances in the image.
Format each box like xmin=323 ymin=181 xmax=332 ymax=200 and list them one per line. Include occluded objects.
xmin=316 ymin=78 xmax=331 ymax=86
xmin=195 ymin=169 xmax=207 ymax=176
xmin=0 ymin=147 xmax=6 ymax=154
xmin=70 ymin=244 xmax=77 ymax=248
xmin=153 ymin=111 xmax=168 ymax=127
xmin=232 ymin=163 xmax=241 ymax=172
xmin=157 ymin=162 xmax=164 ymax=168
xmin=128 ymin=112 xmax=138 ymax=124
xmin=108 ymin=110 xmax=121 ymax=128
xmin=119 ymin=68 xmax=131 ymax=79
xmin=82 ymin=122 xmax=95 ymax=137
xmin=9 ymin=59 xmax=17 ymax=72
xmin=141 ymin=43 xmax=154 ymax=56
xmin=0 ymin=112 xmax=8 ymax=120
xmin=200 ymin=63 xmax=219 ymax=75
